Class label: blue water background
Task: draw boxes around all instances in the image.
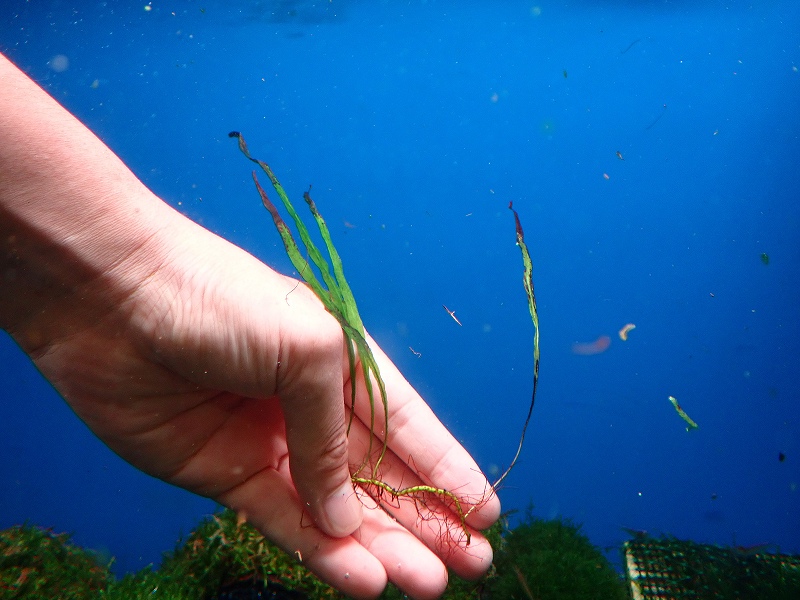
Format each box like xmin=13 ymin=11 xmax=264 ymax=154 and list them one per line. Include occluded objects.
xmin=2 ymin=0 xmax=799 ymax=575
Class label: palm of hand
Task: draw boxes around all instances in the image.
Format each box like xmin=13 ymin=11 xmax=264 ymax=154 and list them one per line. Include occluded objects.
xmin=24 ymin=232 xmax=496 ymax=599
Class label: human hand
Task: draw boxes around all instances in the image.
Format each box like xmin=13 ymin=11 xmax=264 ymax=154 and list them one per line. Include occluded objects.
xmin=13 ymin=212 xmax=500 ymax=599
xmin=0 ymin=52 xmax=500 ymax=597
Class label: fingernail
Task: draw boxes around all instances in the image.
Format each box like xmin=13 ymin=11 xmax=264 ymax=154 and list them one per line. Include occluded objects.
xmin=323 ymin=481 xmax=362 ymax=537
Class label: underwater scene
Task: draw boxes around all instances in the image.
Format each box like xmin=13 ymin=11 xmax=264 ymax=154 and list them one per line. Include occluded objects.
xmin=1 ymin=1 xmax=799 ymax=598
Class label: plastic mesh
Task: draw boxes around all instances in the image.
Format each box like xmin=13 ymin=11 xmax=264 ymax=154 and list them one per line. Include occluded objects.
xmin=624 ymin=536 xmax=800 ymax=600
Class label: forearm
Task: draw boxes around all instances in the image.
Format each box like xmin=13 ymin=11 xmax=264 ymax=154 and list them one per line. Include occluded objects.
xmin=0 ymin=53 xmax=179 ymax=349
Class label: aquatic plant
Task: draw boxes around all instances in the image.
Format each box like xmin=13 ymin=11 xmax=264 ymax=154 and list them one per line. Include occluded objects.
xmin=229 ymin=132 xmax=541 ymax=546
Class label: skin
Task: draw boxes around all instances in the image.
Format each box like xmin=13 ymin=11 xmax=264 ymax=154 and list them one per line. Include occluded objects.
xmin=0 ymin=53 xmax=500 ymax=599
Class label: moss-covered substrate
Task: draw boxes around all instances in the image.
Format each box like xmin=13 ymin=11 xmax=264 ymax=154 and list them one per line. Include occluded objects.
xmin=0 ymin=509 xmax=628 ymax=599
xmin=486 ymin=511 xmax=627 ymax=600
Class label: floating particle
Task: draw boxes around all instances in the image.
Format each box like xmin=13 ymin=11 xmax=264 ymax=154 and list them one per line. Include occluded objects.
xmin=620 ymin=39 xmax=641 ymax=54
xmin=571 ymin=335 xmax=611 ymax=355
xmin=760 ymin=252 xmax=770 ymax=265
xmin=618 ymin=323 xmax=636 ymax=341
xmin=668 ymin=395 xmax=699 ymax=431
xmin=48 ymin=54 xmax=69 ymax=72
xmin=442 ymin=305 xmax=462 ymax=326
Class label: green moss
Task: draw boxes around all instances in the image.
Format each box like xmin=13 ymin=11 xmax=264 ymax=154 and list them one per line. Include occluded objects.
xmin=380 ymin=512 xmax=626 ymax=600
xmin=0 ymin=524 xmax=112 ymax=599
xmin=486 ymin=511 xmax=627 ymax=600
xmin=0 ymin=511 xmax=342 ymax=600
xmin=102 ymin=509 xmax=342 ymax=600
xmin=1 ymin=510 xmax=630 ymax=600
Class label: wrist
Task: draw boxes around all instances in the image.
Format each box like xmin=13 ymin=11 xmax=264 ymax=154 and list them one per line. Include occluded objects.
xmin=0 ymin=184 xmax=180 ymax=354
xmin=0 ymin=53 xmax=182 ymax=351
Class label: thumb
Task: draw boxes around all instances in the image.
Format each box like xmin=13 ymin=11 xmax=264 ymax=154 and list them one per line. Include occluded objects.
xmin=279 ymin=333 xmax=363 ymax=538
